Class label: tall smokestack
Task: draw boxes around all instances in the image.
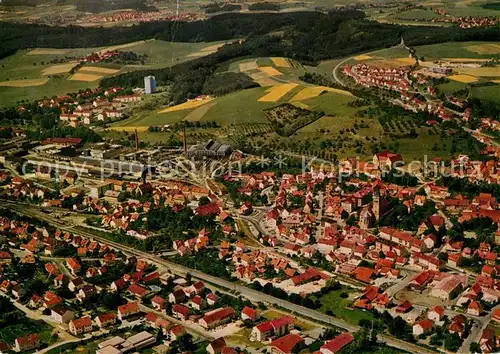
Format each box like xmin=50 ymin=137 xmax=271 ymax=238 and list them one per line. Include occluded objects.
xmin=183 ymin=125 xmax=187 ymax=154
xmin=135 ymin=129 xmax=139 ymax=151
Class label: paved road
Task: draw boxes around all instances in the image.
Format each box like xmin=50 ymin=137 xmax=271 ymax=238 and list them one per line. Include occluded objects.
xmin=3 ymin=201 xmax=437 ymax=354
xmin=332 ymin=47 xmax=401 ymax=87
xmin=459 ymin=303 xmax=500 ymax=353
xmin=36 ymin=339 xmax=82 ymax=354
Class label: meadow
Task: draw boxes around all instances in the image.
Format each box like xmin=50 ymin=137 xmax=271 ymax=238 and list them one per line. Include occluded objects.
xmin=0 ymin=39 xmax=233 ymax=107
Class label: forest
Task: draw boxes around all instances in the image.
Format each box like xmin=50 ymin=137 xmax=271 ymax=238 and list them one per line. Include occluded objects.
xmin=2 ymin=10 xmax=499 ymax=60
xmin=96 ymin=11 xmax=499 ymax=104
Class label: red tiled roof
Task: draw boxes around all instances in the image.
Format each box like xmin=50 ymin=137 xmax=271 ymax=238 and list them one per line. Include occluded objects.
xmin=70 ymin=316 xmax=92 ymax=329
xmin=118 ymin=302 xmax=139 ymax=315
xmin=201 ymin=307 xmax=235 ymax=325
xmin=321 ymin=333 xmax=354 ymax=354
xmin=269 ymin=333 xmax=303 ymax=354
xmin=16 ymin=333 xmax=40 ymax=346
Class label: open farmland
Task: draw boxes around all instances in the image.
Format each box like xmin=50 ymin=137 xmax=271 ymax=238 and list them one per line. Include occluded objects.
xmin=69 ymin=72 xmax=104 ymax=82
xmin=471 ymin=84 xmax=500 ymax=103
xmin=448 ymin=74 xmax=479 ymax=83
xmin=159 ymin=97 xmax=214 ymax=113
xmin=41 ymin=62 xmax=78 ymax=75
xmin=79 ymin=66 xmax=120 ymax=74
xmin=454 ymin=66 xmax=500 ymax=77
xmin=258 ymin=84 xmax=298 ymax=102
xmin=185 ymin=102 xmax=218 ymax=122
xmin=290 ymin=86 xmax=353 ymax=101
xmin=0 ymin=39 xmax=236 ymax=107
xmin=466 ymin=43 xmax=500 ymax=55
xmin=354 ymin=54 xmax=373 ymax=61
xmin=259 ymin=67 xmax=283 ymax=76
xmin=270 ymin=57 xmax=291 ymax=68
xmin=0 ymin=78 xmax=49 ymax=87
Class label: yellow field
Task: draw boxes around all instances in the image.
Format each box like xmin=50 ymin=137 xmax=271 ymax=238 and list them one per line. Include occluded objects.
xmin=239 ymin=62 xmax=259 ymax=72
xmin=69 ymin=73 xmax=104 ymax=82
xmin=290 ymin=86 xmax=353 ymax=101
xmin=258 ymin=83 xmax=298 ymax=102
xmin=109 ymin=126 xmax=149 ymax=132
xmin=455 ymin=66 xmax=500 ymax=77
xmin=42 ymin=62 xmax=78 ymax=75
xmin=354 ymin=54 xmax=373 ymax=61
xmin=396 ymin=57 xmax=417 ymax=65
xmin=368 ymin=59 xmax=409 ymax=68
xmin=466 ymin=44 xmax=500 ymax=55
xmin=259 ymin=67 xmax=282 ymax=76
xmin=492 ymin=80 xmax=500 ymax=83
xmin=270 ymin=57 xmax=291 ymax=68
xmin=159 ymin=97 xmax=214 ymax=113
xmin=80 ymin=66 xmax=120 ymax=74
xmin=448 ymin=74 xmax=479 ymax=83
xmin=28 ymin=48 xmax=69 ymax=55
xmin=0 ymin=78 xmax=49 ymax=87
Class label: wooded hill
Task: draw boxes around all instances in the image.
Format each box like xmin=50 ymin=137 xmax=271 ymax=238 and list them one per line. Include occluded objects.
xmin=2 ymin=10 xmax=499 ymax=60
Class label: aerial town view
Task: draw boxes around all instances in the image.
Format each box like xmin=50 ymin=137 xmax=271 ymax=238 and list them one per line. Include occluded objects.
xmin=0 ymin=0 xmax=500 ymax=353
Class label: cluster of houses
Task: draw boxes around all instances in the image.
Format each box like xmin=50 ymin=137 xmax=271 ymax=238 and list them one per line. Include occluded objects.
xmin=58 ymin=89 xmax=140 ymax=127
xmin=429 ymin=10 xmax=500 ymax=28
xmin=344 ymin=64 xmax=414 ymax=93
xmin=81 ymin=9 xmax=204 ymax=24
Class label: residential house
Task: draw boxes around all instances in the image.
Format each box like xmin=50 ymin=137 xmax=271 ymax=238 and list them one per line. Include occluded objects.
xmin=117 ymin=302 xmax=140 ymax=321
xmin=69 ymin=316 xmax=93 ymax=336
xmin=51 ymin=306 xmax=75 ymax=324
xmin=95 ymin=312 xmax=116 ymax=328
xmin=320 ymin=332 xmax=355 ymax=354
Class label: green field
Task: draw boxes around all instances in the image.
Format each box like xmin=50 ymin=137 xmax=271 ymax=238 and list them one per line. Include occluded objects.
xmin=0 ymin=39 xmax=232 ymax=107
xmin=120 ymin=39 xmax=231 ymax=69
xmin=437 ymin=80 xmax=469 ymax=94
xmin=378 ymin=0 xmax=500 ymax=24
xmin=315 ymin=288 xmax=375 ymax=325
xmin=112 ymin=84 xmax=326 ymax=128
xmin=0 ymin=317 xmax=55 ymax=345
xmin=471 ymin=84 xmax=500 ymax=103
xmin=414 ymin=41 xmax=500 ymax=60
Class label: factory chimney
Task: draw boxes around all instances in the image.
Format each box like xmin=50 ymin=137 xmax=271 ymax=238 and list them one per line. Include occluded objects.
xmin=182 ymin=125 xmax=187 ymax=154
xmin=135 ymin=129 xmax=139 ymax=151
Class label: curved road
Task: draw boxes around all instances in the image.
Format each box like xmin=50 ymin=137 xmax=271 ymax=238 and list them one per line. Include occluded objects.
xmin=3 ymin=201 xmax=436 ymax=354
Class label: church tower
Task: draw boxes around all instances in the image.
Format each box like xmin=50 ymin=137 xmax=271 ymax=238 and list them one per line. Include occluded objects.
xmin=373 ymin=185 xmax=380 ymax=221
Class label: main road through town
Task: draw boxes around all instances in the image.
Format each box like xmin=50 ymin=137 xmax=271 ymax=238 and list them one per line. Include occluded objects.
xmin=1 ymin=200 xmax=437 ymax=354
